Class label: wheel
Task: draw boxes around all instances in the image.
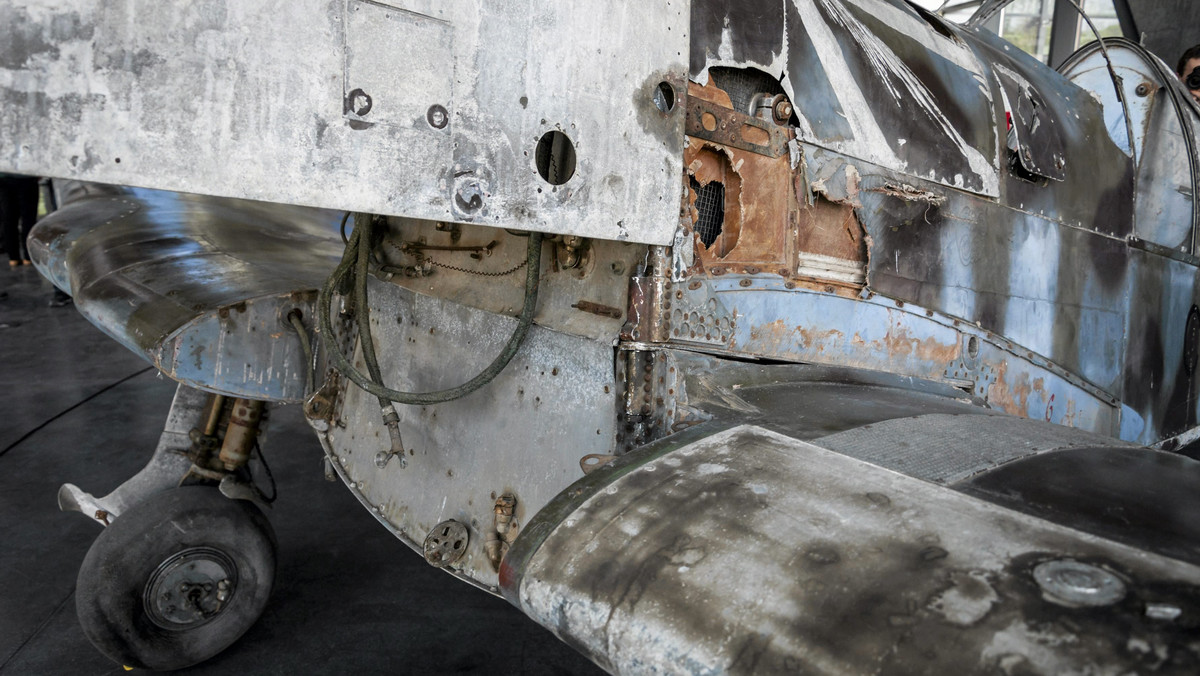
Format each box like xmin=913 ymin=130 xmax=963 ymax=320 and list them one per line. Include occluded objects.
xmin=76 ymin=486 xmax=277 ymax=671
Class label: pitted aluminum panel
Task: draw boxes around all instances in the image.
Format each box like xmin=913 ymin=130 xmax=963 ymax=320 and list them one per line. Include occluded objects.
xmin=325 ymin=279 xmax=619 ymax=588
xmin=0 ymin=1 xmax=689 ymax=245
xmin=506 ymin=424 xmax=1200 ymax=674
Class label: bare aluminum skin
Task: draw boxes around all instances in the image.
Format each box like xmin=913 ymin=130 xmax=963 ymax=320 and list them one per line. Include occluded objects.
xmin=0 ymin=0 xmax=688 ymax=245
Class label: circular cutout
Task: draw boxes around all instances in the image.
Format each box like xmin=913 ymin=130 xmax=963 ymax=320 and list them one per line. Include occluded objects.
xmin=346 ymin=88 xmax=372 ymax=117
xmin=426 ymin=104 xmax=449 ymax=129
xmin=653 ymin=81 xmax=675 ymax=113
xmin=967 ymin=335 xmax=979 ymax=359
xmin=701 ymin=112 xmax=718 ymax=132
xmin=535 ymin=130 xmax=577 ymax=185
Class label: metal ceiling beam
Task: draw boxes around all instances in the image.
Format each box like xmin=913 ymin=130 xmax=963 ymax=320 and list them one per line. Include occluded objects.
xmin=1112 ymin=0 xmax=1140 ymax=41
xmin=1048 ymin=0 xmax=1082 ymax=69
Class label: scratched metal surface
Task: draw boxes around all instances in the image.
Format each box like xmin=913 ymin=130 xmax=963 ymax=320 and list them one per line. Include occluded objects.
xmin=1061 ymin=39 xmax=1199 ymax=251
xmin=27 ymin=187 xmax=344 ymax=402
xmin=846 ymin=155 xmax=1131 ymax=398
xmin=321 ymin=278 xmax=619 ymax=590
xmin=0 ymin=0 xmax=688 ymax=245
xmin=675 ymin=1 xmax=1200 ymax=448
xmin=505 ymin=424 xmax=1200 ymax=674
xmin=373 ymin=217 xmax=648 ymax=342
xmin=690 ymin=0 xmax=999 ymax=196
xmin=666 ymin=273 xmax=1121 ymax=436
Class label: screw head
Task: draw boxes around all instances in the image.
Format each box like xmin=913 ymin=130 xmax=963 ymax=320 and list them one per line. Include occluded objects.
xmin=427 ymin=104 xmax=449 ymax=129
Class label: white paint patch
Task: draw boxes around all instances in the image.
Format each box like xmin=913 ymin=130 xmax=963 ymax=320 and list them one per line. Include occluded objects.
xmin=843 ymin=0 xmax=983 ymax=73
xmin=697 ymin=462 xmax=728 ymax=475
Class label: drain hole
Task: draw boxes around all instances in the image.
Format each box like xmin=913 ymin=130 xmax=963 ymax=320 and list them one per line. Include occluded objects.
xmin=653 ymin=81 xmax=676 ymax=113
xmin=690 ymin=177 xmax=725 ymax=247
xmin=535 ymin=130 xmax=577 ymax=185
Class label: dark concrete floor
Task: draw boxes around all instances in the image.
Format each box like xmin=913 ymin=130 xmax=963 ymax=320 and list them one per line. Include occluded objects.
xmin=0 ymin=265 xmax=602 ymax=675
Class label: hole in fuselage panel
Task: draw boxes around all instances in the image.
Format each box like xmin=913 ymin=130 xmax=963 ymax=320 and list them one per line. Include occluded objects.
xmin=689 ymin=177 xmax=725 ymax=247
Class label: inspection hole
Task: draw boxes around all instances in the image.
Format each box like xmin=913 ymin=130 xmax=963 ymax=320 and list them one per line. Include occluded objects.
xmin=689 ymin=177 xmax=725 ymax=247
xmin=535 ymin=130 xmax=576 ymax=185
xmin=653 ymin=81 xmax=675 ymax=113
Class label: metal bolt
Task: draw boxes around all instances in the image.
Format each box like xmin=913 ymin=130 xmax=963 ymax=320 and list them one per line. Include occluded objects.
xmin=774 ymin=99 xmax=793 ymax=121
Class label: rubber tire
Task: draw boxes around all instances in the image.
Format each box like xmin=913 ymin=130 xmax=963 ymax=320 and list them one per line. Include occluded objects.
xmin=76 ymin=486 xmax=277 ymax=671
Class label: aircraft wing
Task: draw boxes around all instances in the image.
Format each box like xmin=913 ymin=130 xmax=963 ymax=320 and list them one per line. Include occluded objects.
xmin=500 ymin=356 xmax=1200 ymax=672
xmin=29 ymin=185 xmax=344 ymax=403
xmin=504 ymin=422 xmax=1200 ymax=674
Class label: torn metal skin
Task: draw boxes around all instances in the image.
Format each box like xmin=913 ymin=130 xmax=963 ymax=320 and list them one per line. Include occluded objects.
xmin=682 ymin=79 xmax=866 ymax=297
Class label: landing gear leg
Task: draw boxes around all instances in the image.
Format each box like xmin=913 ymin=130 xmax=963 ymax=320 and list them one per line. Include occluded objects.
xmin=57 ymin=384 xmax=209 ymax=525
xmin=61 ymin=382 xmax=278 ymax=669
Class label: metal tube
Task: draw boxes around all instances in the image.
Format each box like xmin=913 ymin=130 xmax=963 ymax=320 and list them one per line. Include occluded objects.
xmin=218 ymin=399 xmax=265 ymax=471
xmin=203 ymin=394 xmax=226 ymax=437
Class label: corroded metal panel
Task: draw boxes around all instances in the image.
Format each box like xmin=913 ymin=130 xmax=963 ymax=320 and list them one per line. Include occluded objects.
xmin=847 ymin=158 xmax=1131 ymax=396
xmin=690 ymin=0 xmax=999 ymax=196
xmin=504 ymin=424 xmax=1200 ymax=674
xmin=0 ymin=1 xmax=689 ymax=245
xmin=667 ymin=275 xmax=1121 ymax=436
xmin=27 ymin=187 xmax=344 ymax=402
xmin=321 ymin=280 xmax=619 ymax=589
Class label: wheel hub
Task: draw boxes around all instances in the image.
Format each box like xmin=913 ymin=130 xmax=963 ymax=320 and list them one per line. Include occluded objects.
xmin=143 ymin=546 xmax=238 ymax=630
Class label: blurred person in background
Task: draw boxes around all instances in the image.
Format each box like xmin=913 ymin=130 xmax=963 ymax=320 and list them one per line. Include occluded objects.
xmin=1177 ymin=44 xmax=1200 ymax=104
xmin=0 ymin=173 xmax=39 ymax=268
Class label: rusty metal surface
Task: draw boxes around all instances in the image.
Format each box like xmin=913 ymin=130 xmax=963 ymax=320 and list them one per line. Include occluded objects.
xmin=0 ymin=0 xmax=689 ymax=245
xmin=690 ymin=0 xmax=999 ymax=196
xmin=667 ymin=2 xmax=1200 ymax=447
xmin=28 ymin=186 xmax=344 ymax=402
xmin=684 ymin=96 xmax=789 ymax=158
xmin=504 ymin=424 xmax=1200 ymax=674
xmin=667 ymin=273 xmax=1122 ymax=435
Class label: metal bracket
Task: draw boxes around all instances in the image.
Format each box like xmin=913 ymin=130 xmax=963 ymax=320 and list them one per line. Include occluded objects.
xmin=685 ymin=97 xmax=790 ymax=158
